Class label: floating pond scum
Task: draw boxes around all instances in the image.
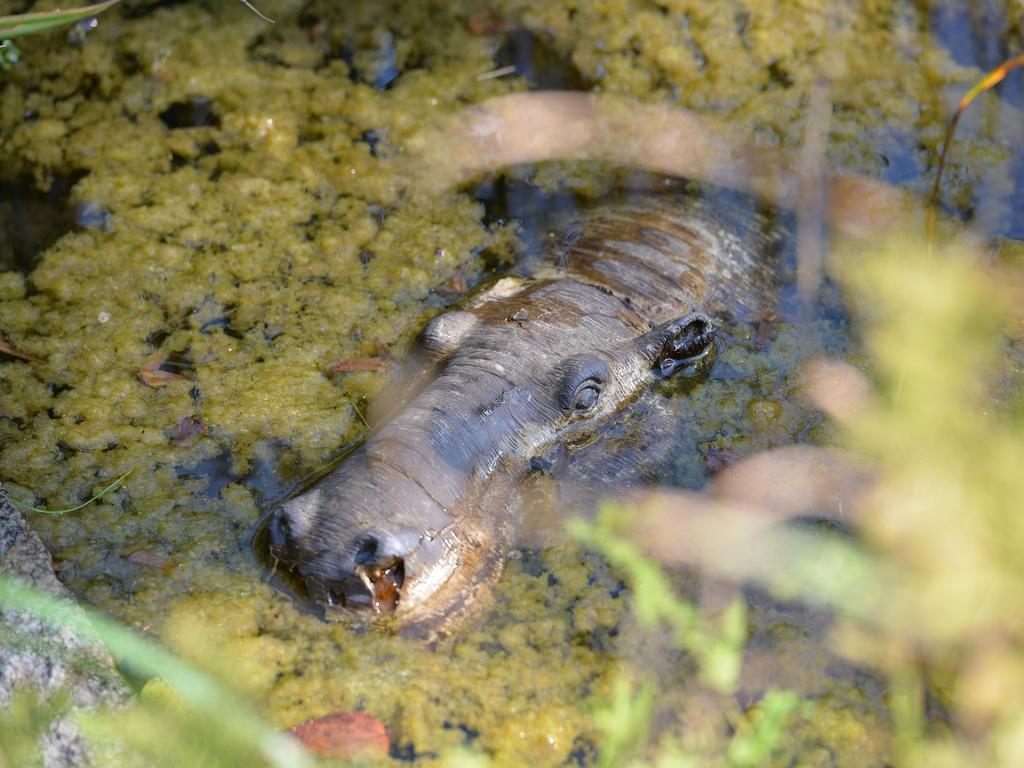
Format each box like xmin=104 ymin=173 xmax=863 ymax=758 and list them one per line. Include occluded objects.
xmin=1 ymin=0 xmax=1024 ymax=766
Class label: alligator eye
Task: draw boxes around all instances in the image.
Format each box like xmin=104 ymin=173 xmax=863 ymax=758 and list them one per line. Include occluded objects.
xmin=572 ymin=382 xmax=601 ymax=414
xmin=557 ymin=356 xmax=611 ymax=415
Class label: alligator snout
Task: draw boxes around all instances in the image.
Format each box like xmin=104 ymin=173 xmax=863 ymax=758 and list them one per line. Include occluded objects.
xmin=268 ymin=515 xmax=408 ymax=613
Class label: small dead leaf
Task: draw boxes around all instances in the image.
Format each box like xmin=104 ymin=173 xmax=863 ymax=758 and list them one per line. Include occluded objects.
xmin=289 ymin=711 xmax=389 ymax=759
xmin=326 ymin=357 xmax=391 ymax=375
xmin=168 ymin=415 xmax=206 ymax=445
xmin=125 ymin=549 xmax=175 ymax=572
xmin=0 ymin=336 xmax=43 ymax=363
xmin=138 ymin=355 xmax=186 ymax=388
xmin=437 ymin=273 xmax=468 ymax=296
xmin=466 ymin=9 xmax=519 ymax=35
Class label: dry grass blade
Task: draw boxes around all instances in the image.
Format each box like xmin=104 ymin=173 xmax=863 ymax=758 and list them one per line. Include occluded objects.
xmin=929 ymin=54 xmax=1024 ymax=248
xmin=13 ymin=468 xmax=132 ymax=515
xmin=326 ymin=357 xmax=391 ymax=374
xmin=237 ymin=0 xmax=274 ymax=23
xmin=0 ymin=0 xmax=121 ymax=39
xmin=0 ymin=336 xmax=43 ymax=363
xmin=0 ymin=0 xmax=270 ymax=41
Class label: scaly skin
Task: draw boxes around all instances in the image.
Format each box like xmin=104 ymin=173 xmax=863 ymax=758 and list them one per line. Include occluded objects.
xmin=267 ymin=194 xmax=784 ymax=637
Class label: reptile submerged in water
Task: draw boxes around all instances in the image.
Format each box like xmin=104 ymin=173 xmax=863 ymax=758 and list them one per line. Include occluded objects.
xmin=266 ymin=192 xmax=785 ymax=636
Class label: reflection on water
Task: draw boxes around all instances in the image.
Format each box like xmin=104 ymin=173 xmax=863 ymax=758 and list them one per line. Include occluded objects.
xmin=0 ymin=173 xmax=81 ymax=274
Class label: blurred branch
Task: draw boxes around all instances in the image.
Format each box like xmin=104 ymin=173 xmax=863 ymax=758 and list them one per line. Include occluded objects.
xmin=407 ymin=91 xmax=927 ymax=241
xmin=796 ymin=81 xmax=832 ymax=301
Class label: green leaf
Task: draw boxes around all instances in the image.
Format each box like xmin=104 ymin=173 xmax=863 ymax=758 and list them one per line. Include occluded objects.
xmin=0 ymin=1 xmax=121 ymax=39
xmin=593 ymin=673 xmax=655 ymax=768
xmin=0 ymin=39 xmax=20 ymax=69
xmin=727 ymin=691 xmax=803 ymax=768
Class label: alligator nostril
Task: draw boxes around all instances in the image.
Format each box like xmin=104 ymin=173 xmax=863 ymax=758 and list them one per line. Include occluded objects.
xmin=354 ymin=536 xmax=379 ymax=565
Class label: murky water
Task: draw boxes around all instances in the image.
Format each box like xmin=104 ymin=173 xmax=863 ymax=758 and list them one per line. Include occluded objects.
xmin=0 ymin=0 xmax=1022 ymax=764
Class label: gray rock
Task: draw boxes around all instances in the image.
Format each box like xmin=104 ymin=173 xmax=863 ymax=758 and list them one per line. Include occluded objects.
xmin=0 ymin=486 xmax=129 ymax=767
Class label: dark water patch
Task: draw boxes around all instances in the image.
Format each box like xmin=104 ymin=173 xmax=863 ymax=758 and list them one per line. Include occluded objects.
xmin=495 ymin=29 xmax=585 ymax=91
xmin=199 ymin=314 xmax=245 ymax=339
xmin=361 ymin=129 xmax=382 ymax=157
xmin=159 ymin=97 xmax=220 ymax=129
xmin=474 ymin=174 xmax=581 ymax=252
xmin=388 ymin=740 xmax=434 ymax=762
xmin=931 ymin=0 xmax=1019 ymax=90
xmin=244 ymin=441 xmax=306 ymax=508
xmin=565 ymin=735 xmax=599 ymax=767
xmin=441 ymin=720 xmax=480 ymax=744
xmin=74 ymin=201 xmax=113 ymax=232
xmin=332 ymin=32 xmax=403 ymax=90
xmin=159 ymin=349 xmax=195 ymax=374
xmin=143 ymin=328 xmax=170 ymax=348
xmin=119 ymin=0 xmax=190 ymax=18
xmin=0 ymin=172 xmax=84 ymax=274
xmin=175 ymin=450 xmax=237 ymax=500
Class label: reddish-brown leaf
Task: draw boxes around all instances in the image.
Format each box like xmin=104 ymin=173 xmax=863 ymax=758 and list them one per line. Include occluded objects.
xmin=289 ymin=711 xmax=389 ymax=759
xmin=466 ymin=9 xmax=520 ymax=35
xmin=0 ymin=336 xmax=43 ymax=363
xmin=326 ymin=357 xmax=391 ymax=375
xmin=437 ymin=273 xmax=468 ymax=296
xmin=138 ymin=355 xmax=185 ymax=388
xmin=125 ymin=550 xmax=176 ymax=572
xmin=168 ymin=415 xmax=206 ymax=445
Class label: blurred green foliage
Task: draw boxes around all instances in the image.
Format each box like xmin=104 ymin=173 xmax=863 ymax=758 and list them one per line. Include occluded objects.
xmin=0 ymin=576 xmax=312 ymax=768
xmin=571 ymin=512 xmax=748 ymax=695
xmin=830 ymin=232 xmax=1024 ymax=767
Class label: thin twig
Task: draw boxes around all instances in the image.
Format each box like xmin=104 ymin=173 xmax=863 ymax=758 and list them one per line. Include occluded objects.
xmin=351 ymin=403 xmax=370 ymax=430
